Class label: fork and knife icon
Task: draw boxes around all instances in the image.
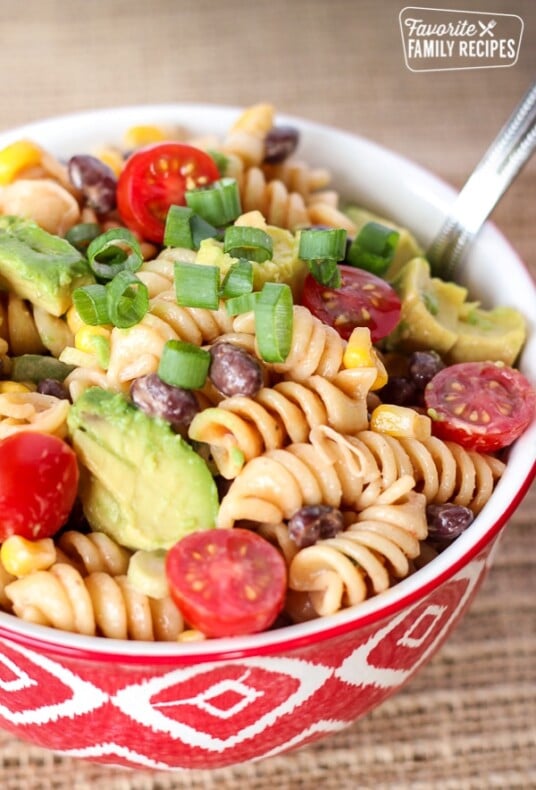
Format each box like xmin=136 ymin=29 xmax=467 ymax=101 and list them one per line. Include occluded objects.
xmin=478 ymin=19 xmax=497 ymax=37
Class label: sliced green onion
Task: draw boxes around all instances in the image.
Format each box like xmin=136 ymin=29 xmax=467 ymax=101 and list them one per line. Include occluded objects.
xmin=185 ymin=178 xmax=241 ymax=226
xmin=87 ymin=228 xmax=143 ymax=281
xmin=254 ymin=282 xmax=293 ymax=363
xmin=190 ymin=214 xmax=222 ymax=248
xmin=164 ymin=205 xmax=194 ymax=248
xmin=158 ymin=340 xmax=210 ymax=389
xmin=307 ymin=259 xmax=341 ymax=288
xmin=207 ymin=149 xmax=229 ymax=176
xmin=174 ymin=262 xmax=220 ymax=310
xmin=346 ymin=221 xmax=400 ymax=276
xmin=73 ymin=284 xmax=111 ymax=325
xmin=298 ymin=228 xmax=347 ymax=261
xmin=221 ymin=259 xmax=254 ymax=298
xmin=225 ymin=291 xmax=259 ymax=316
xmin=106 ymin=271 xmax=149 ymax=328
xmin=223 ymin=225 xmax=273 ymax=263
xmin=65 ymin=222 xmax=101 ymax=253
xmin=164 ymin=205 xmax=221 ymax=250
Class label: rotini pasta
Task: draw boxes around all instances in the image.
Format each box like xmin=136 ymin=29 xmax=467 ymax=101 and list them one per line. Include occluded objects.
xmin=233 ymin=304 xmax=347 ymax=380
xmin=0 ymin=390 xmax=70 ymax=438
xmin=56 ymin=530 xmax=132 ymax=576
xmin=4 ymin=563 xmax=185 ymax=640
xmin=188 ymin=368 xmax=377 ymax=478
xmin=287 ymin=477 xmax=427 ymax=617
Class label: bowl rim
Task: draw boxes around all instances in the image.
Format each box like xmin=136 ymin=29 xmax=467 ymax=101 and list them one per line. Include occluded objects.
xmin=0 ymin=103 xmax=534 ymax=664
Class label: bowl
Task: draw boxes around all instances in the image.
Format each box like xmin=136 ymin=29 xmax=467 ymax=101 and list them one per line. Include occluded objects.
xmin=0 ymin=104 xmax=534 ymax=771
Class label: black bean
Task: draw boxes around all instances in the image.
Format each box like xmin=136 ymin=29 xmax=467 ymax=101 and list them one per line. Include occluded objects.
xmin=130 ymin=374 xmax=199 ymax=430
xmin=288 ymin=505 xmax=344 ymax=549
xmin=426 ymin=503 xmax=474 ymax=544
xmin=263 ymin=126 xmax=300 ymax=164
xmin=408 ymin=350 xmax=445 ymax=390
xmin=378 ymin=376 xmax=417 ymax=406
xmin=209 ymin=342 xmax=263 ymax=397
xmin=36 ymin=378 xmax=71 ymax=401
xmin=67 ymin=154 xmax=117 ymax=214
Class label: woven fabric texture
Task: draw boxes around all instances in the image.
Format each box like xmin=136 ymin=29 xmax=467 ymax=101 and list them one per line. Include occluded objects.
xmin=0 ymin=1 xmax=534 ymax=788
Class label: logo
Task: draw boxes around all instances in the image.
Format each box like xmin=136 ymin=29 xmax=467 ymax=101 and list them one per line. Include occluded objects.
xmin=399 ymin=7 xmax=524 ymax=72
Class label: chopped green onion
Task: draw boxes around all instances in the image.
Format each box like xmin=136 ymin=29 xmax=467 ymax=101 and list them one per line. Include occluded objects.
xmin=298 ymin=228 xmax=347 ymax=261
xmin=224 ymin=225 xmax=273 ymax=263
xmin=190 ymin=214 xmax=222 ymax=248
xmin=298 ymin=228 xmax=347 ymax=287
xmin=164 ymin=205 xmax=220 ymax=250
xmin=308 ymin=259 xmax=341 ymax=288
xmin=221 ymin=259 xmax=254 ymax=298
xmin=225 ymin=291 xmax=259 ymax=316
xmin=73 ymin=284 xmax=111 ymax=325
xmin=87 ymin=228 xmax=143 ymax=281
xmin=106 ymin=271 xmax=149 ymax=328
xmin=346 ymin=221 xmax=400 ymax=276
xmin=65 ymin=222 xmax=101 ymax=253
xmin=158 ymin=340 xmax=210 ymax=389
xmin=254 ymin=282 xmax=293 ymax=363
xmin=185 ymin=178 xmax=241 ymax=226
xmin=164 ymin=205 xmax=194 ymax=248
xmin=207 ymin=149 xmax=229 ymax=176
xmin=174 ymin=262 xmax=220 ymax=310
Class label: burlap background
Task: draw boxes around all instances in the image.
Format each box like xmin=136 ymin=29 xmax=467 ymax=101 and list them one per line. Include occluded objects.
xmin=0 ymin=1 xmax=534 ymax=787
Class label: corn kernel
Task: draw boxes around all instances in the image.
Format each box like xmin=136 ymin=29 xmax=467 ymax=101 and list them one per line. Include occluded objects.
xmin=0 ymin=140 xmax=43 ymax=185
xmin=74 ymin=324 xmax=110 ymax=353
xmin=123 ymin=125 xmax=168 ymax=149
xmin=0 ymin=381 xmax=31 ymax=394
xmin=74 ymin=325 xmax=111 ymax=369
xmin=343 ymin=327 xmax=388 ymax=389
xmin=370 ymin=404 xmax=432 ymax=440
xmin=1 ymin=536 xmax=56 ymax=576
xmin=94 ymin=147 xmax=124 ymax=176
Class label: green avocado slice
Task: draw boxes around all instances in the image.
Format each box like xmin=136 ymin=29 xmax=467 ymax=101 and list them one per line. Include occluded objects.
xmin=385 ymin=257 xmax=527 ymax=365
xmin=67 ymin=387 xmax=219 ymax=551
xmin=0 ymin=216 xmax=94 ymax=316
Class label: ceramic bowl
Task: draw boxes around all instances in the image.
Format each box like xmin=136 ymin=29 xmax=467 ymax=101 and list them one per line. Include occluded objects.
xmin=0 ymin=105 xmax=534 ymax=771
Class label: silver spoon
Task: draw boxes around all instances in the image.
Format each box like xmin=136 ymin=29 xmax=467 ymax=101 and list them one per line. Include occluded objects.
xmin=427 ymin=80 xmax=536 ymax=282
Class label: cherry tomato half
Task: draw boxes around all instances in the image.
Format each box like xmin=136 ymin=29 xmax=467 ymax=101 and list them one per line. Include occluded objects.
xmin=116 ymin=142 xmax=221 ymax=244
xmin=0 ymin=432 xmax=79 ymax=541
xmin=300 ymin=265 xmax=401 ymax=342
xmin=424 ymin=361 xmax=535 ymax=452
xmin=166 ymin=528 xmax=287 ymax=637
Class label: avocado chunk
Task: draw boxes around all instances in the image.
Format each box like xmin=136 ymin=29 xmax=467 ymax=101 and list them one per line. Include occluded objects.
xmin=67 ymin=387 xmax=219 ymax=551
xmin=344 ymin=206 xmax=423 ymax=280
xmin=385 ymin=257 xmax=466 ymax=354
xmin=0 ymin=216 xmax=94 ymax=316
xmin=385 ymin=257 xmax=527 ymax=365
xmin=450 ymin=304 xmax=527 ymax=366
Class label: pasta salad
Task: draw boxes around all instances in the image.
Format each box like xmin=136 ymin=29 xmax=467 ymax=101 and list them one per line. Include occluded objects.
xmin=0 ymin=103 xmax=533 ymax=641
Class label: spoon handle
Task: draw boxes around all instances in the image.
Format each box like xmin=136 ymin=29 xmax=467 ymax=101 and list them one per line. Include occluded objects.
xmin=427 ymin=81 xmax=536 ymax=281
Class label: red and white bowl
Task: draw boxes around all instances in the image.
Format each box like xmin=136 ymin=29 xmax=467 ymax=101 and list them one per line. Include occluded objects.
xmin=0 ymin=105 xmax=534 ymax=771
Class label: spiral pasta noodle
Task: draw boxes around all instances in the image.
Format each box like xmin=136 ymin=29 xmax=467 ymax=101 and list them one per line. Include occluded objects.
xmin=56 ymin=530 xmax=132 ymax=576
xmin=0 ymin=391 xmax=70 ymax=438
xmin=4 ymin=563 xmax=185 ymax=640
xmin=233 ymin=304 xmax=347 ymax=381
xmin=188 ymin=368 xmax=377 ymax=478
xmin=287 ymin=477 xmax=427 ymax=618
xmin=216 ymin=426 xmax=379 ymax=529
xmin=322 ymin=427 xmax=506 ymax=514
